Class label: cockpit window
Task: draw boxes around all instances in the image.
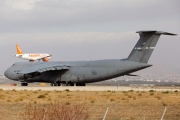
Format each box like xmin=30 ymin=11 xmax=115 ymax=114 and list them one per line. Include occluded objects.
xmin=12 ymin=64 xmax=15 ymax=66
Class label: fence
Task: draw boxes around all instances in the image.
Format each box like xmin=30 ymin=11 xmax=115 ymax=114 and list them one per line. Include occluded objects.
xmin=0 ymin=105 xmax=178 ymax=120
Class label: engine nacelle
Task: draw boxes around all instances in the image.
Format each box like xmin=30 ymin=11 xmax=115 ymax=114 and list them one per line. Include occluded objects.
xmin=29 ymin=60 xmax=35 ymax=62
xmin=42 ymin=57 xmax=49 ymax=62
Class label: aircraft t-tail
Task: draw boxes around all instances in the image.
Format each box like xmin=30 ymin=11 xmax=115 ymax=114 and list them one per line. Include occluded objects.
xmin=15 ymin=44 xmax=52 ymax=62
xmin=5 ymin=31 xmax=177 ymax=86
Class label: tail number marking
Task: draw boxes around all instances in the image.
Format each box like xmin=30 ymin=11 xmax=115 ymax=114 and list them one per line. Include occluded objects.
xmin=134 ymin=47 xmax=154 ymax=50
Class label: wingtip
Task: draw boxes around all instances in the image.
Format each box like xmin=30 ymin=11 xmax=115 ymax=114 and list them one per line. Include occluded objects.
xmin=156 ymin=31 xmax=177 ymax=36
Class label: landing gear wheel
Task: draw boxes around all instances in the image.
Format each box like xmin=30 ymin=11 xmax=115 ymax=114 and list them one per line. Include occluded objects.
xmin=70 ymin=83 xmax=74 ymax=86
xmin=61 ymin=82 xmax=74 ymax=86
xmin=62 ymin=82 xmax=66 ymax=86
xmin=56 ymin=81 xmax=61 ymax=86
xmin=82 ymin=83 xmax=86 ymax=86
xmin=50 ymin=81 xmax=62 ymax=86
xmin=21 ymin=83 xmax=28 ymax=86
xmin=51 ymin=83 xmax=58 ymax=86
xmin=76 ymin=83 xmax=86 ymax=86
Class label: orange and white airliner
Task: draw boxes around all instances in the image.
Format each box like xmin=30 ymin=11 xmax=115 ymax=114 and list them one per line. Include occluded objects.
xmin=15 ymin=44 xmax=52 ymax=62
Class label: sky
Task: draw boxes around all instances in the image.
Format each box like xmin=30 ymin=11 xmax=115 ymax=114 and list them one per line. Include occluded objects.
xmin=0 ymin=0 xmax=180 ymax=75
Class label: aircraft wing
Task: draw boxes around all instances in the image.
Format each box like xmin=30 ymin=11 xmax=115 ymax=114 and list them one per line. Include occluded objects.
xmin=18 ymin=64 xmax=69 ymax=74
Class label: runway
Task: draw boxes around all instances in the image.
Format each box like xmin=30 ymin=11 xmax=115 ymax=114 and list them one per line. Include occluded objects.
xmin=0 ymin=85 xmax=179 ymax=91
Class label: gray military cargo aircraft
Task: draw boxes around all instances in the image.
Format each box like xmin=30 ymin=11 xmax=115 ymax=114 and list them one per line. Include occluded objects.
xmin=4 ymin=31 xmax=176 ymax=86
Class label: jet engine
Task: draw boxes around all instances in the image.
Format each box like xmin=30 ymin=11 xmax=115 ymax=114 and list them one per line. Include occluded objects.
xmin=29 ymin=60 xmax=35 ymax=62
xmin=42 ymin=57 xmax=49 ymax=62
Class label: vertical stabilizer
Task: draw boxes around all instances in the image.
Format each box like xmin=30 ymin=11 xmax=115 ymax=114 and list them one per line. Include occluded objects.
xmin=16 ymin=44 xmax=23 ymax=54
xmin=127 ymin=31 xmax=176 ymax=63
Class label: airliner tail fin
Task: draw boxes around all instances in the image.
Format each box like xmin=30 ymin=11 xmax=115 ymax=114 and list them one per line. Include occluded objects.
xmin=16 ymin=44 xmax=23 ymax=54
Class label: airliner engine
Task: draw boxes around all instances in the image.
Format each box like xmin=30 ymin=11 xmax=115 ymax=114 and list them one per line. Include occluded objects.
xmin=42 ymin=57 xmax=49 ymax=62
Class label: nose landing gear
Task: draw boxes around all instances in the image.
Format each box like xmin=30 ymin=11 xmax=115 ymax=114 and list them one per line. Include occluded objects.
xmin=21 ymin=83 xmax=28 ymax=86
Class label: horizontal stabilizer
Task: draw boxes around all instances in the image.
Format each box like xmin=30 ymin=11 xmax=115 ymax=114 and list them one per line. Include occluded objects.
xmin=136 ymin=31 xmax=177 ymax=36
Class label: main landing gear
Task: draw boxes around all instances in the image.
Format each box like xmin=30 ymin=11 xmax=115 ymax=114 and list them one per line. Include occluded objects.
xmin=61 ymin=82 xmax=74 ymax=86
xmin=21 ymin=83 xmax=28 ymax=86
xmin=50 ymin=82 xmax=86 ymax=86
xmin=76 ymin=83 xmax=86 ymax=86
xmin=50 ymin=81 xmax=61 ymax=86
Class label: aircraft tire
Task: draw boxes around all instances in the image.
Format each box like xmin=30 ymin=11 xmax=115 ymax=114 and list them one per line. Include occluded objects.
xmin=65 ymin=83 xmax=68 ymax=86
xmin=61 ymin=82 xmax=66 ymax=86
xmin=70 ymin=83 xmax=74 ymax=86
xmin=51 ymin=83 xmax=57 ymax=86
xmin=51 ymin=82 xmax=60 ymax=86
xmin=56 ymin=81 xmax=61 ymax=86
xmin=21 ymin=83 xmax=28 ymax=86
xmin=76 ymin=83 xmax=85 ymax=86
xmin=61 ymin=82 xmax=74 ymax=86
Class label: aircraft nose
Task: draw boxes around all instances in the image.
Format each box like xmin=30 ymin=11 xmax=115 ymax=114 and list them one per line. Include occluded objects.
xmin=4 ymin=69 xmax=10 ymax=78
xmin=48 ymin=54 xmax=52 ymax=57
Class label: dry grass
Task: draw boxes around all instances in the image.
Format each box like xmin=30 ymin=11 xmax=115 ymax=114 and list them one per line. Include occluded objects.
xmin=20 ymin=101 xmax=89 ymax=120
xmin=0 ymin=89 xmax=179 ymax=120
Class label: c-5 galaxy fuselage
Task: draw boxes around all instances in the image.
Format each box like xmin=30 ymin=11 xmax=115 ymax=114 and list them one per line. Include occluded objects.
xmin=5 ymin=60 xmax=151 ymax=86
xmin=4 ymin=31 xmax=176 ymax=86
